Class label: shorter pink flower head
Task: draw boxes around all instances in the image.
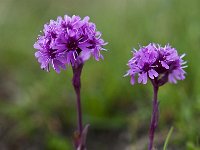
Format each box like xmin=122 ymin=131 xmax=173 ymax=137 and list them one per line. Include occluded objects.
xmin=34 ymin=15 xmax=107 ymax=73
xmin=125 ymin=43 xmax=187 ymax=85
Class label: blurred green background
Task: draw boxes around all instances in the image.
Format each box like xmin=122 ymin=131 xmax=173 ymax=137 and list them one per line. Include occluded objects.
xmin=0 ymin=0 xmax=200 ymax=149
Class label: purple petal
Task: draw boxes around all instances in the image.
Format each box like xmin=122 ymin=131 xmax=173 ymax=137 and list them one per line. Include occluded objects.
xmin=172 ymin=69 xmax=185 ymax=80
xmin=57 ymin=54 xmax=68 ymax=64
xmin=80 ymin=50 xmax=91 ymax=61
xmin=138 ymin=73 xmax=143 ymax=83
xmin=41 ymin=61 xmax=49 ymax=69
xmin=161 ymin=61 xmax=169 ymax=69
xmin=168 ymin=74 xmax=177 ymax=84
xmin=54 ymin=44 xmax=66 ymax=52
xmin=130 ymin=75 xmax=135 ymax=85
xmin=64 ymin=15 xmax=71 ymax=23
xmin=52 ymin=60 xmax=61 ymax=73
xmin=142 ymin=72 xmax=148 ymax=84
xmin=138 ymin=72 xmax=147 ymax=84
xmin=38 ymin=56 xmax=48 ymax=63
xmin=34 ymin=43 xmax=42 ymax=50
xmin=35 ymin=51 xmax=42 ymax=58
xmin=148 ymin=69 xmax=158 ymax=79
xmin=82 ymin=16 xmax=90 ymax=23
xmin=55 ymin=59 xmax=66 ymax=70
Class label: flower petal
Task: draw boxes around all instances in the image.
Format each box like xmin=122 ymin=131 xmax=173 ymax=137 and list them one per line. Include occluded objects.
xmin=148 ymin=69 xmax=158 ymax=79
xmin=52 ymin=60 xmax=61 ymax=73
xmin=142 ymin=72 xmax=148 ymax=84
xmin=80 ymin=50 xmax=91 ymax=61
xmin=130 ymin=75 xmax=135 ymax=85
xmin=161 ymin=61 xmax=169 ymax=69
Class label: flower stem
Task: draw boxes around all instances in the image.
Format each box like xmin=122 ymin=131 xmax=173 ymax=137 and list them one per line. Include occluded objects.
xmin=74 ymin=79 xmax=83 ymax=134
xmin=148 ymin=82 xmax=159 ymax=150
xmin=72 ymin=63 xmax=84 ymax=148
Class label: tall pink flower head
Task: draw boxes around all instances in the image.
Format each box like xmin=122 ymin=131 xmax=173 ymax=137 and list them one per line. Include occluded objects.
xmin=125 ymin=43 xmax=187 ymax=85
xmin=34 ymin=15 xmax=107 ymax=73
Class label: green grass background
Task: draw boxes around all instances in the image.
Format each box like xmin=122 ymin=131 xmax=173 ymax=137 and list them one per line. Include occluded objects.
xmin=0 ymin=0 xmax=200 ymax=149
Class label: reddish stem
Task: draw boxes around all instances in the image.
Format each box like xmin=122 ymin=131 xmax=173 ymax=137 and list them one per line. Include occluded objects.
xmin=72 ymin=63 xmax=84 ymax=150
xmin=148 ymin=82 xmax=159 ymax=150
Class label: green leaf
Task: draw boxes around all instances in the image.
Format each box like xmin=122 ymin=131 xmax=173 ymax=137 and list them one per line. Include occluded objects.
xmin=163 ymin=126 xmax=174 ymax=150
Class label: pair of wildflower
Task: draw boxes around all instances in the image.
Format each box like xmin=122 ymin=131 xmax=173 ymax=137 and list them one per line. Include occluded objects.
xmin=34 ymin=15 xmax=187 ymax=150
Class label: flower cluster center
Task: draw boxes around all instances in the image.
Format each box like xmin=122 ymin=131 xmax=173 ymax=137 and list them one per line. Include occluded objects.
xmin=67 ymin=38 xmax=79 ymax=51
xmin=49 ymin=49 xmax=57 ymax=59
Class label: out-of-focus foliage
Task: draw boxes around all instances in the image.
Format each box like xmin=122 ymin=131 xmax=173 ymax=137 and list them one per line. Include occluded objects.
xmin=0 ymin=0 xmax=199 ymax=149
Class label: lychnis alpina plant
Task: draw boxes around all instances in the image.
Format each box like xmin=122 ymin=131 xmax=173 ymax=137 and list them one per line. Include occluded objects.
xmin=34 ymin=15 xmax=107 ymax=150
xmin=125 ymin=43 xmax=187 ymax=150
